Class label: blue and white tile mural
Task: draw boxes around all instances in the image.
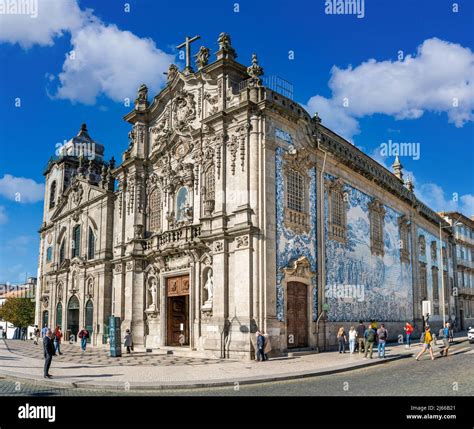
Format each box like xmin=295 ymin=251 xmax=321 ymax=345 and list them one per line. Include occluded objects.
xmin=275 ymin=147 xmax=318 ymax=321
xmin=324 ymin=174 xmax=413 ymax=322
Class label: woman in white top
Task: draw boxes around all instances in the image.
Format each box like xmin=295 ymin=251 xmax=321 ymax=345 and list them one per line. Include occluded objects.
xmin=348 ymin=326 xmax=357 ymax=354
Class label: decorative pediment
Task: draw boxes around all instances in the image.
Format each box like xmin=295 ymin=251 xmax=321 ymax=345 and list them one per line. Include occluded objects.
xmin=282 ymin=256 xmax=315 ymax=278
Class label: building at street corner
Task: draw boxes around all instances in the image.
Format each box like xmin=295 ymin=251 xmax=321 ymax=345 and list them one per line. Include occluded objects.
xmin=35 ymin=33 xmax=464 ymax=359
xmin=439 ymin=212 xmax=474 ymax=330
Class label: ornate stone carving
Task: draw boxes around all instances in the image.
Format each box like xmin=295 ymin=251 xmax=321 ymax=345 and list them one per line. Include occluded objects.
xmin=167 ymin=64 xmax=178 ymax=83
xmin=71 ymin=182 xmax=83 ymax=206
xmin=217 ymin=32 xmax=236 ymax=59
xmin=195 ymin=46 xmax=210 ymax=69
xmin=213 ymin=240 xmax=224 ymax=253
xmin=205 ymin=92 xmax=219 ymax=115
xmin=235 ymin=235 xmax=249 ymax=249
xmin=282 ymin=256 xmax=315 ymax=278
xmin=114 ymin=263 xmax=122 ymax=273
xmin=134 ymin=84 xmax=148 ymax=110
xmin=173 ymin=90 xmax=196 ymax=135
xmin=247 ymin=53 xmax=264 ymax=84
xmin=126 ymin=261 xmax=134 ymax=271
xmin=150 ymin=118 xmax=171 ymax=152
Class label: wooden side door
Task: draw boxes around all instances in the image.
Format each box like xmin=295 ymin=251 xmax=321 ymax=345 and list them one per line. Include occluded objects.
xmin=287 ymin=282 xmax=308 ymax=348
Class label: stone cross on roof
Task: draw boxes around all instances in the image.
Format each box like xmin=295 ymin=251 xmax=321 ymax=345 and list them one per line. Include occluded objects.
xmin=177 ymin=35 xmax=201 ymax=73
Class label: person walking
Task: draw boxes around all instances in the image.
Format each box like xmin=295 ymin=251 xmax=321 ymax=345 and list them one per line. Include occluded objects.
xmin=415 ymin=325 xmax=435 ymax=361
xmin=78 ymin=327 xmax=90 ymax=352
xmin=364 ymin=324 xmax=376 ymax=359
xmin=53 ymin=326 xmax=63 ymax=355
xmin=337 ymin=327 xmax=347 ymax=353
xmin=448 ymin=321 xmax=454 ymax=344
xmin=356 ymin=321 xmax=366 ymax=354
xmin=439 ymin=322 xmax=451 ymax=357
xmin=43 ymin=329 xmax=55 ymax=379
xmin=404 ymin=322 xmax=414 ymax=348
xmin=33 ymin=326 xmax=40 ymax=345
xmin=41 ymin=324 xmax=48 ymax=338
xmin=256 ymin=331 xmax=266 ymax=361
xmin=348 ymin=326 xmax=357 ymax=354
xmin=124 ymin=329 xmax=133 ymax=354
xmin=377 ymin=324 xmax=388 ymax=358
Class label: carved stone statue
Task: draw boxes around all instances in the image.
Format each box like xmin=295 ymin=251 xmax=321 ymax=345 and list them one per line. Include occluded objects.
xmin=148 ymin=277 xmax=158 ymax=311
xmin=167 ymin=64 xmax=178 ymax=83
xmin=204 ymin=269 xmax=214 ymax=303
xmin=135 ymin=84 xmax=148 ymax=109
xmin=195 ymin=46 xmax=210 ymax=69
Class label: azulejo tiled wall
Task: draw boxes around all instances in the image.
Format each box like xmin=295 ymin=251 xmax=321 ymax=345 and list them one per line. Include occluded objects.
xmin=275 ymin=147 xmax=318 ymax=322
xmin=324 ymin=174 xmax=413 ymax=322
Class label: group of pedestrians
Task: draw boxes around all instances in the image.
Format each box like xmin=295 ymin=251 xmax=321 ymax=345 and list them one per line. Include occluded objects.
xmin=415 ymin=322 xmax=452 ymax=361
xmin=336 ymin=321 xmax=389 ymax=359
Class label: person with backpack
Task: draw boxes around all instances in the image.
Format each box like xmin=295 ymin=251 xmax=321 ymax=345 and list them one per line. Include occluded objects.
xmin=364 ymin=324 xmax=376 ymax=359
xmin=356 ymin=321 xmax=366 ymax=354
xmin=78 ymin=327 xmax=90 ymax=352
xmin=377 ymin=324 xmax=388 ymax=358
xmin=337 ymin=327 xmax=347 ymax=353
xmin=439 ymin=322 xmax=451 ymax=357
xmin=53 ymin=326 xmax=63 ymax=355
xmin=416 ymin=325 xmax=435 ymax=361
xmin=404 ymin=322 xmax=414 ymax=348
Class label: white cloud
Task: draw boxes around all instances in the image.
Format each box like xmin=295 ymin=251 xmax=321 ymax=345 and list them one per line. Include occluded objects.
xmin=305 ymin=95 xmax=360 ymax=141
xmin=0 ymin=0 xmax=86 ymax=48
xmin=305 ymin=38 xmax=474 ymax=140
xmin=416 ymin=183 xmax=474 ymax=217
xmin=0 ymin=174 xmax=44 ymax=203
xmin=0 ymin=206 xmax=7 ymax=224
xmin=55 ymin=23 xmax=174 ymax=104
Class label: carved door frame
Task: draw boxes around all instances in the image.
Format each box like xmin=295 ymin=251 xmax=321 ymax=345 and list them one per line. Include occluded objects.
xmin=159 ymin=268 xmax=193 ymax=348
xmin=282 ymin=256 xmax=316 ymax=350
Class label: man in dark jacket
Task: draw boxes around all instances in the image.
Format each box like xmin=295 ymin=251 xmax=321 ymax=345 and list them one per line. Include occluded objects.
xmin=43 ymin=329 xmax=55 ymax=378
xmin=256 ymin=331 xmax=266 ymax=361
xmin=364 ymin=324 xmax=376 ymax=359
xmin=356 ymin=321 xmax=366 ymax=353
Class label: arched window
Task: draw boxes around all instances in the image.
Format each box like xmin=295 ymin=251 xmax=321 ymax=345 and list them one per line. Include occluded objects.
xmin=46 ymin=246 xmax=53 ymax=263
xmin=175 ymin=187 xmax=189 ymax=222
xmin=59 ymin=239 xmax=65 ymax=264
xmin=85 ymin=300 xmax=94 ymax=343
xmin=149 ymin=188 xmax=162 ymax=233
xmin=88 ymin=227 xmax=95 ymax=260
xmin=49 ymin=181 xmax=57 ymax=209
xmin=72 ymin=225 xmax=81 ymax=258
xmin=55 ymin=302 xmax=63 ymax=329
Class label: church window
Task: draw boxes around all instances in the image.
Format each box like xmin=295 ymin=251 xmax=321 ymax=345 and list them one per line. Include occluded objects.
xmin=59 ymin=239 xmax=65 ymax=264
xmin=328 ymin=178 xmax=347 ymax=243
xmin=149 ymin=188 xmax=162 ymax=233
xmin=88 ymin=227 xmax=95 ymax=260
xmin=175 ymin=187 xmax=189 ymax=222
xmin=419 ymin=235 xmax=426 ymax=256
xmin=46 ymin=246 xmax=53 ymax=263
xmin=368 ymin=199 xmax=385 ymax=257
xmin=419 ymin=262 xmax=427 ymax=299
xmin=398 ymin=216 xmax=410 ymax=263
xmin=287 ymin=169 xmax=304 ymax=213
xmin=49 ymin=181 xmax=57 ymax=209
xmin=72 ymin=225 xmax=81 ymax=258
xmin=432 ymin=266 xmax=439 ymax=314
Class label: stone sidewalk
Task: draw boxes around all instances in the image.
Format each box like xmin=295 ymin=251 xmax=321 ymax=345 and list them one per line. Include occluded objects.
xmin=0 ymin=337 xmax=469 ymax=391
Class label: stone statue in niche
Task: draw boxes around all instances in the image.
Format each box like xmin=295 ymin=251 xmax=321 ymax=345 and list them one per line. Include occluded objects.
xmin=147 ymin=277 xmax=158 ymax=311
xmin=203 ymin=269 xmax=214 ymax=308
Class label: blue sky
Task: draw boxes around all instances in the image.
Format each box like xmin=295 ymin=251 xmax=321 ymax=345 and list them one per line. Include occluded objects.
xmin=0 ymin=0 xmax=473 ymax=283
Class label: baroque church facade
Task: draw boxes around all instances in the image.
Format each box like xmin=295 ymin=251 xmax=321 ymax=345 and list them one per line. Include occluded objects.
xmin=35 ymin=33 xmax=458 ymax=359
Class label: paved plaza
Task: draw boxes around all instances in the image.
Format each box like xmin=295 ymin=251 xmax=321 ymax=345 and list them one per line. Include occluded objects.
xmin=0 ymin=335 xmax=470 ymax=392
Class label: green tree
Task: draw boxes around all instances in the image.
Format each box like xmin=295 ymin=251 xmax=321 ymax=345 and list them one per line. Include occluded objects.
xmin=0 ymin=298 xmax=35 ymax=328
